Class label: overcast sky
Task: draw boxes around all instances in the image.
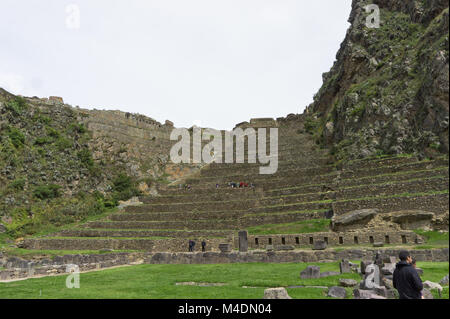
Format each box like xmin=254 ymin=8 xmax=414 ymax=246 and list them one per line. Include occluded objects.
xmin=0 ymin=0 xmax=352 ymax=130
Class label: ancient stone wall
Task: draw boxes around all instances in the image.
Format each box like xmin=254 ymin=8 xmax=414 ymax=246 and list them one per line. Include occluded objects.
xmin=1 ymin=248 xmax=447 ymax=282
xmin=235 ymin=231 xmax=420 ymax=249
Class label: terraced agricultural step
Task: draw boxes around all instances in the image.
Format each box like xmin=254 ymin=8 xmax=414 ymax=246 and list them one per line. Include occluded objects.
xmin=111 ymin=211 xmax=246 ymax=221
xmin=192 ymin=165 xmax=334 ymax=182
xmin=332 ymin=192 xmax=449 ymax=215
xmin=336 ymin=167 xmax=449 ymax=188
xmin=240 ymin=210 xmax=329 ymax=227
xmin=55 ymin=229 xmax=233 ymax=238
xmin=125 ymin=199 xmax=260 ymax=213
xmin=23 ymin=237 xmax=232 ymax=251
xmin=339 ymin=158 xmax=448 ymax=180
xmin=336 ymin=177 xmax=449 ymax=201
xmin=166 ymin=158 xmax=447 ymax=191
xmin=201 ymin=155 xmax=421 ymax=177
xmin=85 ymin=220 xmax=239 ymax=230
xmin=140 ymin=189 xmax=264 ymax=204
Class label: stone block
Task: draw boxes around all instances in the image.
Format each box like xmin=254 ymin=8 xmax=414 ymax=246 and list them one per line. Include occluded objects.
xmin=218 ymin=243 xmax=232 ymax=253
xmin=439 ymin=274 xmax=449 ymax=285
xmin=300 ymin=266 xmax=321 ymax=279
xmin=360 ymin=260 xmax=373 ymax=274
xmin=328 ymin=286 xmax=347 ymax=299
xmin=339 ymin=279 xmax=358 ymax=287
xmin=339 ymin=259 xmax=351 ymax=274
xmin=274 ymin=245 xmax=294 ymax=251
xmin=263 ymin=287 xmax=292 ymax=299
xmin=313 ymin=240 xmax=327 ymax=250
xmin=320 ymin=271 xmax=340 ymax=278
xmin=353 ymin=289 xmax=386 ymax=299
xmin=381 ymin=263 xmax=395 ymax=276
xmin=238 ymin=230 xmax=248 ymax=253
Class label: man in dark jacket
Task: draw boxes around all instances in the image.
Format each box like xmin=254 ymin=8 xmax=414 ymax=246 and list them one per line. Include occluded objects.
xmin=393 ymin=250 xmax=423 ymax=299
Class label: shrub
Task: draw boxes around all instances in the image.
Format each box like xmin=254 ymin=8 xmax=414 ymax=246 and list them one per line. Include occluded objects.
xmin=9 ymin=179 xmax=25 ymax=191
xmin=33 ymin=184 xmax=61 ymax=200
xmin=56 ymin=137 xmax=72 ymax=151
xmin=77 ymin=149 xmax=94 ymax=168
xmin=46 ymin=127 xmax=60 ymax=138
xmin=8 ymin=128 xmax=25 ymax=148
xmin=4 ymin=96 xmax=27 ymax=116
xmin=304 ymin=117 xmax=320 ymax=135
xmin=34 ymin=136 xmax=53 ymax=146
xmin=68 ymin=123 xmax=87 ymax=134
xmin=110 ymin=173 xmax=141 ymax=202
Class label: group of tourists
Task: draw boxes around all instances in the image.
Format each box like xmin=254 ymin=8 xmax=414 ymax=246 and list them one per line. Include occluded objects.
xmin=188 ymin=240 xmax=206 ymax=252
xmin=227 ymin=182 xmax=255 ymax=188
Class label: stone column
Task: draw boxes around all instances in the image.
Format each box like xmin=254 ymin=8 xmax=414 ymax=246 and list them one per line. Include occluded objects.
xmin=238 ymin=230 xmax=248 ymax=252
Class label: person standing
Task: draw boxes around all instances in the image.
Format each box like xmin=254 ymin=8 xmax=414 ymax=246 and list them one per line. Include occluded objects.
xmin=201 ymin=240 xmax=206 ymax=252
xmin=393 ymin=250 xmax=423 ymax=299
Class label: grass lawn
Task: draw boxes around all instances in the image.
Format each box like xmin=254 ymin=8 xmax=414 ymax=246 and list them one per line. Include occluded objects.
xmin=414 ymin=230 xmax=449 ymax=248
xmin=0 ymin=261 xmax=447 ymax=299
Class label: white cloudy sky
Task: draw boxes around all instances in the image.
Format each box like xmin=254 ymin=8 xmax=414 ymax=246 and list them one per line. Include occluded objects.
xmin=0 ymin=0 xmax=352 ymax=130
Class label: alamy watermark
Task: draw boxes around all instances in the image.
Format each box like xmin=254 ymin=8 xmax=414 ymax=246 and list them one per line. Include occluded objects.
xmin=365 ymin=4 xmax=380 ymax=29
xmin=65 ymin=4 xmax=81 ymax=30
xmin=170 ymin=127 xmax=278 ymax=175
xmin=66 ymin=264 xmax=80 ymax=289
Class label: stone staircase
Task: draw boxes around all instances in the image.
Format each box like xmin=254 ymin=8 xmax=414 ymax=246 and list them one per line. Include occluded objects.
xmin=23 ymin=117 xmax=449 ymax=252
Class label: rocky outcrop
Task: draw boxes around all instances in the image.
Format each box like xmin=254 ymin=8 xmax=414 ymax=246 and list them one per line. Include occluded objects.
xmin=304 ymin=0 xmax=449 ymax=160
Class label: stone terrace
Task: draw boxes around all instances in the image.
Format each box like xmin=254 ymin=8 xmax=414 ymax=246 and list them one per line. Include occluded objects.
xmin=23 ymin=116 xmax=450 ymax=252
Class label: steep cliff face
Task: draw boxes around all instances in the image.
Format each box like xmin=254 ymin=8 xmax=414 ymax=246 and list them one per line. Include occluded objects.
xmin=306 ymin=0 xmax=449 ymax=161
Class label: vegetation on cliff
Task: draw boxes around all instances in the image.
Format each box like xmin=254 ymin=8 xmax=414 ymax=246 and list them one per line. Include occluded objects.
xmin=0 ymin=90 xmax=141 ymax=240
xmin=305 ymin=0 xmax=449 ymax=161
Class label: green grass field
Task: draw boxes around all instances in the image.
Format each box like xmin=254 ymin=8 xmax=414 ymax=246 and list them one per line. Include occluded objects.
xmin=0 ymin=261 xmax=448 ymax=299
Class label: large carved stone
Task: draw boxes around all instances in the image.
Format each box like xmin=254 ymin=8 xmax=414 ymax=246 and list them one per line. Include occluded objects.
xmin=331 ymin=209 xmax=379 ymax=231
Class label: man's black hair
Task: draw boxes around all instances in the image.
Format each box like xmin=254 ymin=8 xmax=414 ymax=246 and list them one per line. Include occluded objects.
xmin=399 ymin=250 xmax=410 ymax=261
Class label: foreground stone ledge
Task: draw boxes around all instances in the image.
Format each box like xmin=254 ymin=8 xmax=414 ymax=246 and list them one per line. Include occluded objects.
xmin=143 ymin=248 xmax=449 ymax=264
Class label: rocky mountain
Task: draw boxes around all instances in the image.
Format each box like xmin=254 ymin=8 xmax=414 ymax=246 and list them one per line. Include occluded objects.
xmin=304 ymin=0 xmax=449 ymax=161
